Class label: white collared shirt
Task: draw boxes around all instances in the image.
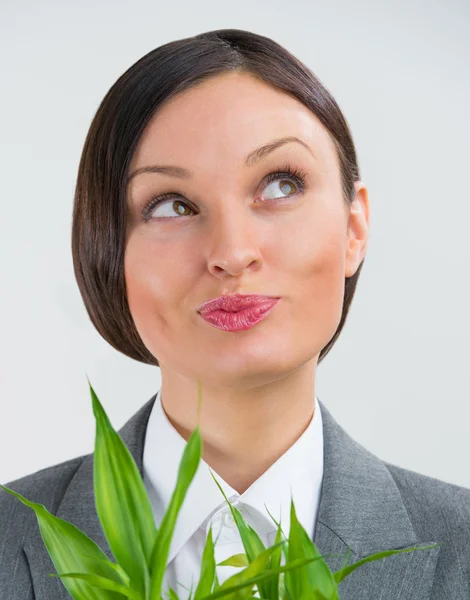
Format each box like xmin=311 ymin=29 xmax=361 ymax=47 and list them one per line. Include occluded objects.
xmin=142 ymin=389 xmax=324 ymax=597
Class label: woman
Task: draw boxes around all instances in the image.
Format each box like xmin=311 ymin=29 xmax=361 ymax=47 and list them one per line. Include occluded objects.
xmin=1 ymin=28 xmax=469 ymax=599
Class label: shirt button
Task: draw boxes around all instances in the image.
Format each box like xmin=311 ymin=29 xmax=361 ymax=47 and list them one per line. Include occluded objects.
xmin=224 ymin=511 xmax=235 ymax=527
xmin=208 ymin=512 xmax=223 ymax=535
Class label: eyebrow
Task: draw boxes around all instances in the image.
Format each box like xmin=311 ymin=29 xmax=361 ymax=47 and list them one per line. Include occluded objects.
xmin=127 ymin=136 xmax=314 ymax=184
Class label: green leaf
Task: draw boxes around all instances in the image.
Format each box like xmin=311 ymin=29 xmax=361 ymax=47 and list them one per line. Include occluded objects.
xmin=194 ymin=524 xmax=217 ymax=600
xmin=209 ymin=471 xmax=267 ymax=563
xmin=263 ymin=504 xmax=288 ymax=599
xmin=79 ymin=553 xmax=131 ymax=586
xmin=217 ymin=553 xmax=249 ymax=568
xmin=4 ymin=374 xmax=443 ymax=600
xmin=267 ymin=519 xmax=284 ymax=599
xmin=149 ymin=380 xmax=205 ymax=600
xmin=215 ymin=541 xmax=286 ymax=600
xmin=48 ymin=571 xmax=141 ymax=599
xmin=333 ymin=542 xmax=444 ymax=584
xmin=89 ymin=377 xmax=156 ymax=597
xmin=285 ymin=498 xmax=337 ymax=600
xmin=167 ymin=586 xmax=180 ymax=600
xmin=209 ymin=470 xmax=273 ymax=599
xmin=198 ymin=552 xmax=337 ymax=600
xmin=0 ymin=484 xmax=123 ymax=600
xmin=213 ymin=571 xmax=221 ymax=592
xmin=338 ymin=547 xmax=352 ymax=576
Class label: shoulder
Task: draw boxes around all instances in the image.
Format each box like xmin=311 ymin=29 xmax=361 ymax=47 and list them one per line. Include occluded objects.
xmin=384 ymin=460 xmax=470 ymax=598
xmin=0 ymin=455 xmax=89 ymax=597
xmin=0 ymin=454 xmax=89 ymax=543
xmin=384 ymin=460 xmax=470 ymax=529
xmin=1 ymin=454 xmax=88 ymax=513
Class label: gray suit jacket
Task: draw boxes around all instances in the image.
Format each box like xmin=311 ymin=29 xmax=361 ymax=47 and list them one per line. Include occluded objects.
xmin=1 ymin=395 xmax=469 ymax=599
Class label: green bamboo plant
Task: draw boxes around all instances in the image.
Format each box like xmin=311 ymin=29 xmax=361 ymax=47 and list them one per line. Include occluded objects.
xmin=0 ymin=378 xmax=442 ymax=600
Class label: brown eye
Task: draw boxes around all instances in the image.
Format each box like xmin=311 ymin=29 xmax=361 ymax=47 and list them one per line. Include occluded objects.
xmin=142 ymin=195 xmax=195 ymax=220
xmin=262 ymin=178 xmax=298 ymax=200
xmin=140 ymin=163 xmax=307 ymax=221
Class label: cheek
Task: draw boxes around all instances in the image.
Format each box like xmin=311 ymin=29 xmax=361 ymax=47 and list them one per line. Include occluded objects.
xmin=124 ymin=236 xmax=173 ymax=328
xmin=309 ymin=239 xmax=346 ymax=332
xmin=277 ymin=214 xmax=347 ymax=331
xmin=277 ymin=207 xmax=346 ymax=281
xmin=124 ymin=233 xmax=197 ymax=332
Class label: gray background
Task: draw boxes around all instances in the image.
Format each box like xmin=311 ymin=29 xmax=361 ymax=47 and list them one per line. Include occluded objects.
xmin=0 ymin=0 xmax=469 ymax=487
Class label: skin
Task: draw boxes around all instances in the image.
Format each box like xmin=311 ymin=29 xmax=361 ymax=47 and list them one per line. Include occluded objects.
xmin=125 ymin=70 xmax=370 ymax=494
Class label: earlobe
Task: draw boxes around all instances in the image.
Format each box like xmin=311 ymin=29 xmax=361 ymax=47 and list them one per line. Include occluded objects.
xmin=344 ymin=182 xmax=370 ymax=278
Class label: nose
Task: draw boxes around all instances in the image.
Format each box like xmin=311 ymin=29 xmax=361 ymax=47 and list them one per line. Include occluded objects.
xmin=205 ymin=206 xmax=263 ymax=278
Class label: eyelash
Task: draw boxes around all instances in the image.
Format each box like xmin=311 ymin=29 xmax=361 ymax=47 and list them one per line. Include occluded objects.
xmin=139 ymin=163 xmax=308 ymax=222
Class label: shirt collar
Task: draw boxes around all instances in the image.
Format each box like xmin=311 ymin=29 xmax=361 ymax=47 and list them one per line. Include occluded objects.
xmin=143 ymin=388 xmax=324 ymax=565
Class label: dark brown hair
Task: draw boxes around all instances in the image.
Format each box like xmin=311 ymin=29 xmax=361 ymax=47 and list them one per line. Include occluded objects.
xmin=71 ymin=28 xmax=365 ymax=367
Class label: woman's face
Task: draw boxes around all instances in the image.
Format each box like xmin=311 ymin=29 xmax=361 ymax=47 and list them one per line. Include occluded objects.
xmin=125 ymin=71 xmax=367 ymax=389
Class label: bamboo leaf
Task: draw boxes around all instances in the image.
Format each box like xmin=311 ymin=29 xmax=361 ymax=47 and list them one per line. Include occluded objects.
xmin=4 ymin=375 xmax=443 ymax=600
xmin=209 ymin=471 xmax=267 ymax=563
xmin=79 ymin=553 xmax=131 ymax=586
xmin=217 ymin=553 xmax=249 ymax=568
xmin=194 ymin=524 xmax=217 ymax=600
xmin=209 ymin=469 xmax=273 ymax=599
xmin=333 ymin=542 xmax=443 ymax=584
xmin=285 ymin=498 xmax=337 ymax=600
xmin=48 ymin=571 xmax=141 ymax=599
xmin=267 ymin=519 xmax=284 ymax=599
xmin=167 ymin=587 xmax=180 ymax=600
xmin=0 ymin=484 xmax=122 ymax=600
xmin=215 ymin=541 xmax=285 ymax=600
xmin=263 ymin=504 xmax=287 ymax=599
xmin=213 ymin=571 xmax=221 ymax=592
xmin=89 ymin=378 xmax=156 ymax=597
xmin=198 ymin=553 xmax=337 ymax=600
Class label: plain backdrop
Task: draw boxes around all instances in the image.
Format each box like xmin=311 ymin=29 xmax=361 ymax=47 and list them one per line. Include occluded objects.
xmin=0 ymin=0 xmax=469 ymax=488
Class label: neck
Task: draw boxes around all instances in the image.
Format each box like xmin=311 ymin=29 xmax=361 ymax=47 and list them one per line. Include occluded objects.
xmin=158 ymin=360 xmax=317 ymax=494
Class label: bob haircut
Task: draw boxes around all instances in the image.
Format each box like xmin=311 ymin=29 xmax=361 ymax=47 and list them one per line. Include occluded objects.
xmin=71 ymin=28 xmax=366 ymax=367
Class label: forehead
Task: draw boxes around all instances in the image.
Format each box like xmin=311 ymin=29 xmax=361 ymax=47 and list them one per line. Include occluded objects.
xmin=128 ymin=71 xmax=337 ymax=174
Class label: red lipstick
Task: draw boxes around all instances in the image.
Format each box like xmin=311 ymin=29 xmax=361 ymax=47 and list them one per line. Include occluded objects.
xmin=197 ymin=294 xmax=281 ymax=332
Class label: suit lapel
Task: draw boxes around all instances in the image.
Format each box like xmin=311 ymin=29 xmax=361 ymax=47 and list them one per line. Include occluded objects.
xmin=24 ymin=395 xmax=441 ymax=599
xmin=313 ymin=401 xmax=441 ymax=598
xmin=24 ymin=395 xmax=156 ymax=599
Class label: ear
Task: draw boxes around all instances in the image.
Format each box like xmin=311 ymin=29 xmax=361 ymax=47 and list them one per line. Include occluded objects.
xmin=345 ymin=181 xmax=370 ymax=278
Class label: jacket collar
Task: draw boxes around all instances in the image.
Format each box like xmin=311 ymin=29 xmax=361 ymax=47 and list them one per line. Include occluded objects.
xmin=25 ymin=395 xmax=441 ymax=599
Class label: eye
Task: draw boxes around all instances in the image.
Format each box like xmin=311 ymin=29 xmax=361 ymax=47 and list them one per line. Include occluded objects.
xmin=140 ymin=163 xmax=307 ymax=222
xmin=141 ymin=194 xmax=195 ymax=221
xmin=262 ymin=168 xmax=304 ymax=201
